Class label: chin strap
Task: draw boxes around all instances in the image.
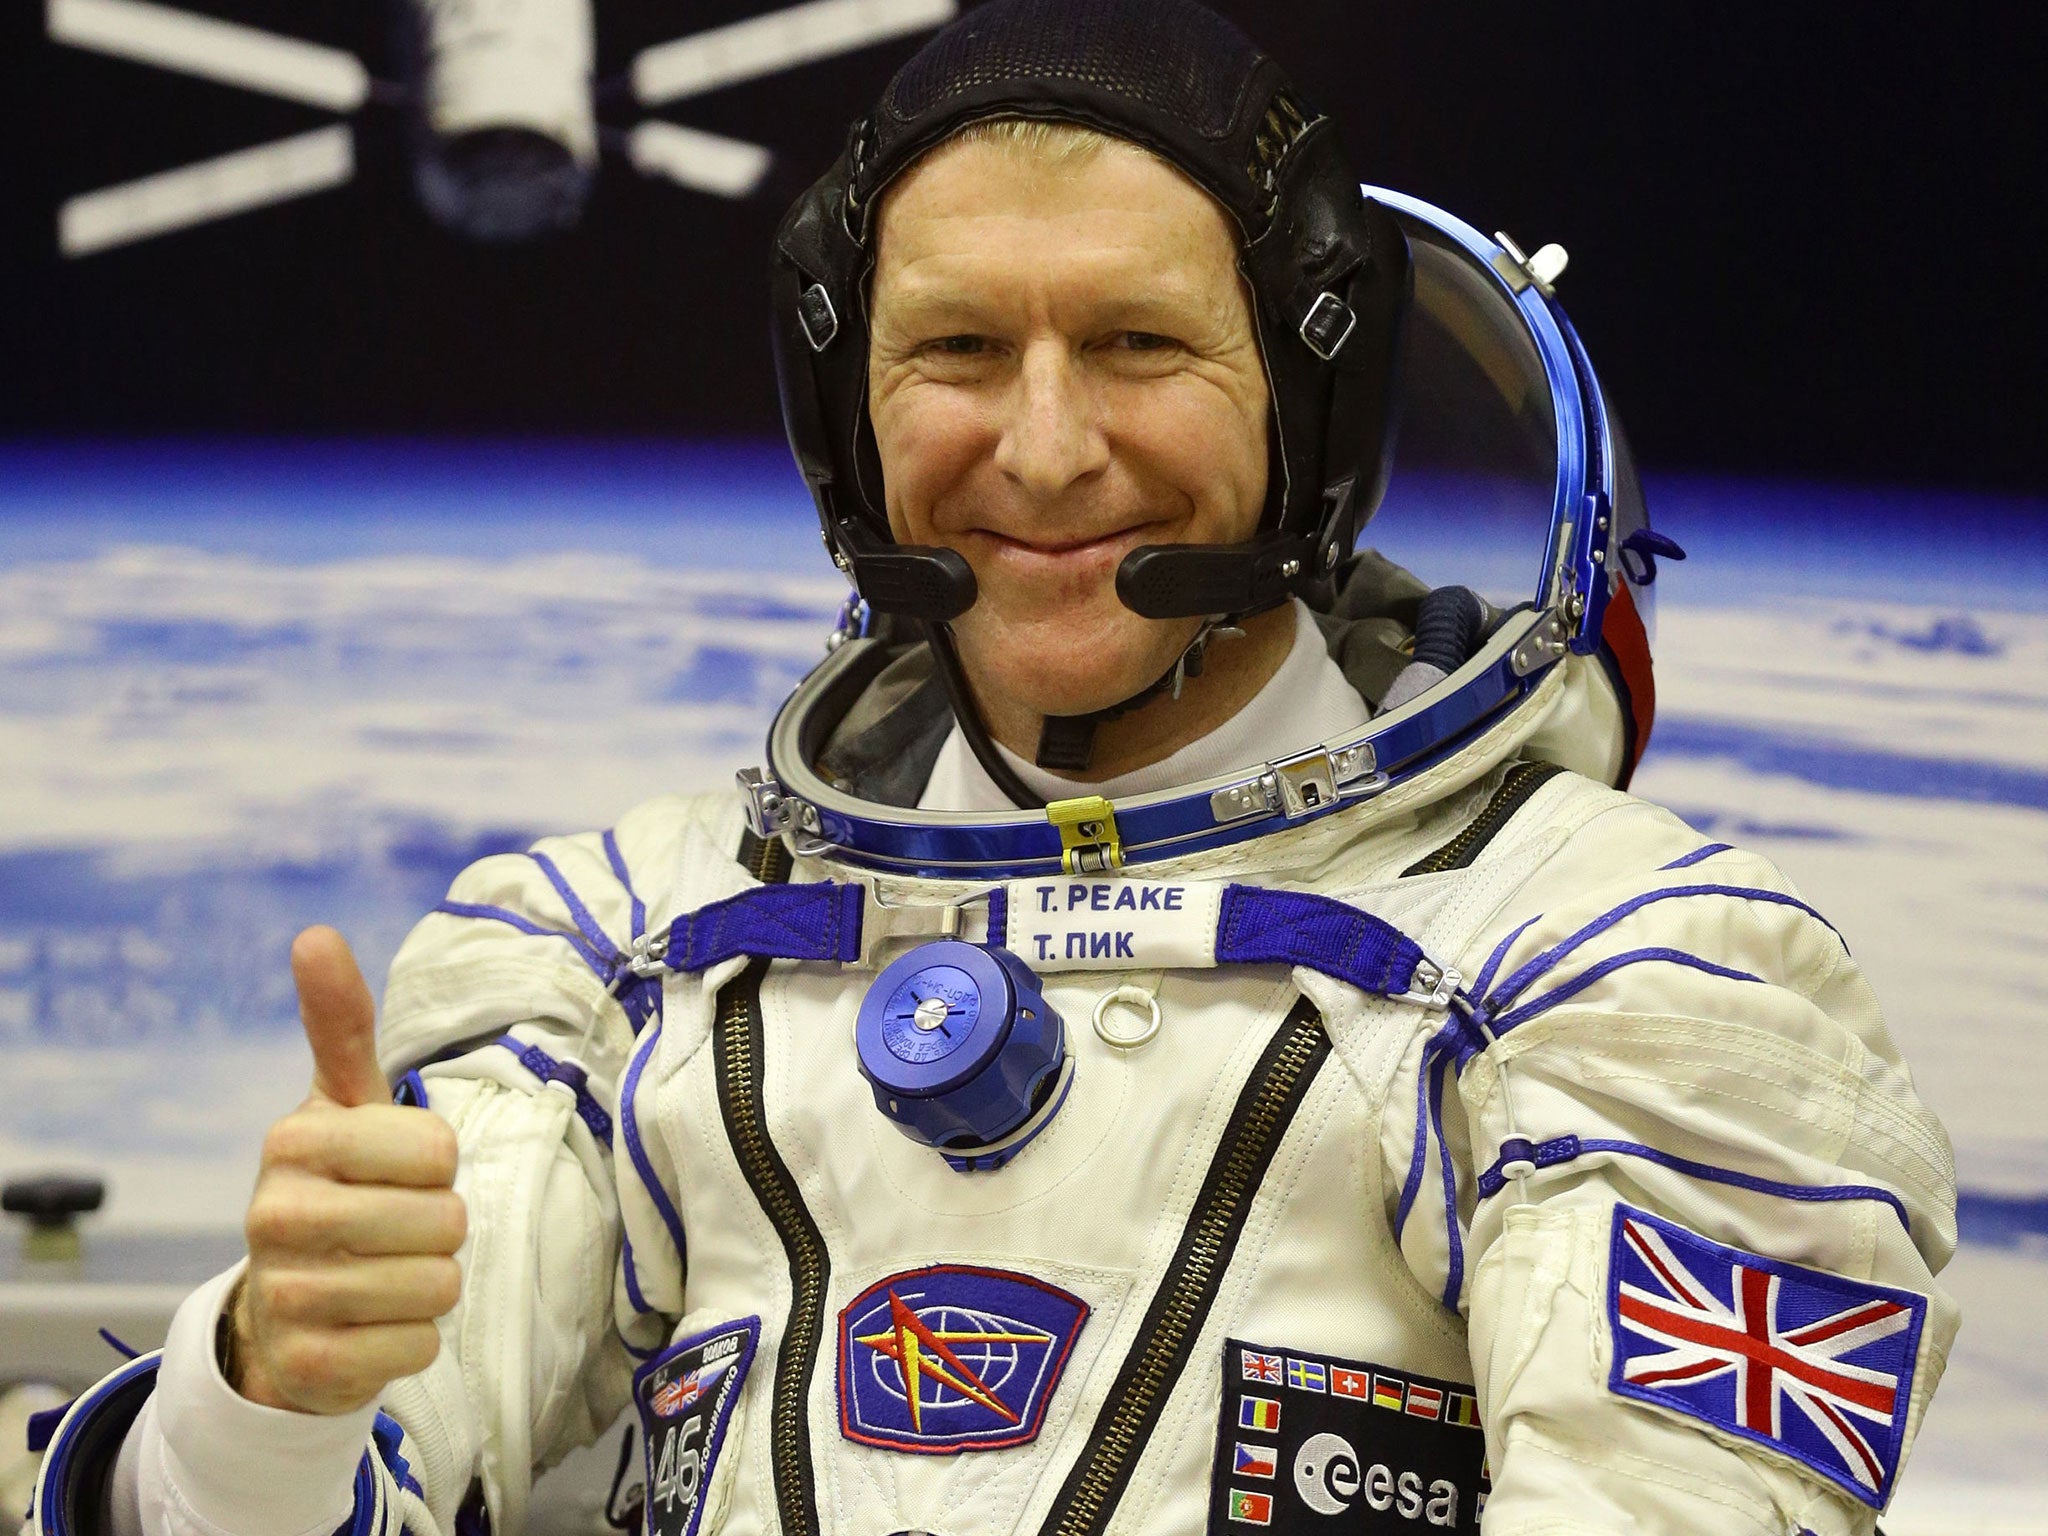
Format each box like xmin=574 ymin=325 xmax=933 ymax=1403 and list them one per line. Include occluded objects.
xmin=1032 ymin=619 xmax=1247 ymax=771
xmin=922 ymin=615 xmax=1257 ymax=802
xmin=921 ymin=621 xmax=1046 ymax=811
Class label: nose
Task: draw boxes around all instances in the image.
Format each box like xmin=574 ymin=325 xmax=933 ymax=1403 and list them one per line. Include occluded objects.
xmin=991 ymin=341 xmax=1108 ymax=500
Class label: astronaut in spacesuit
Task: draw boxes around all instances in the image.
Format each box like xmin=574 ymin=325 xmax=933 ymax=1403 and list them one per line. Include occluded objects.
xmin=33 ymin=2 xmax=1959 ymax=1534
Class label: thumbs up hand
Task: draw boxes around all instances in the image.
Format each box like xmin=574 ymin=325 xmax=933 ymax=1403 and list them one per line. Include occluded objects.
xmin=230 ymin=927 xmax=468 ymax=1415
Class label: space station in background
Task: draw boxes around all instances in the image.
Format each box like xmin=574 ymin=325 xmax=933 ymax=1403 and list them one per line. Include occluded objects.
xmin=44 ymin=0 xmax=958 ymax=253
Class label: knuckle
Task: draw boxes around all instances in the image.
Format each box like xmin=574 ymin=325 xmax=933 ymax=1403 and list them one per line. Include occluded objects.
xmin=244 ymin=1196 xmax=278 ymax=1250
xmin=260 ymin=1267 xmax=322 ymax=1322
xmin=261 ymin=1115 xmax=315 ymax=1170
xmin=275 ymin=1331 xmax=338 ymax=1390
xmin=422 ymin=1258 xmax=463 ymax=1315
xmin=434 ymin=1192 xmax=469 ymax=1251
xmin=266 ymin=1112 xmax=344 ymax=1174
xmin=414 ymin=1115 xmax=460 ymax=1181
xmin=248 ymin=1266 xmax=289 ymax=1321
xmin=247 ymin=1183 xmax=327 ymax=1253
xmin=245 ymin=1190 xmax=298 ymax=1250
xmin=398 ymin=1323 xmax=442 ymax=1377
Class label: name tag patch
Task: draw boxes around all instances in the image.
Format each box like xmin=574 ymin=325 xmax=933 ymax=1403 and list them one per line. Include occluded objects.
xmin=1002 ymin=878 xmax=1223 ymax=971
xmin=634 ymin=1317 xmax=758 ymax=1536
xmin=837 ymin=1264 xmax=1090 ymax=1453
xmin=1210 ymin=1340 xmax=1487 ymax=1533
xmin=1606 ymin=1204 xmax=1927 ymax=1508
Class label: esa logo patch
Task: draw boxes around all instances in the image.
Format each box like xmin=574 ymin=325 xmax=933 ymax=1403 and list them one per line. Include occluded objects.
xmin=634 ymin=1317 xmax=758 ymax=1536
xmin=837 ymin=1264 xmax=1089 ymax=1453
xmin=1606 ymin=1204 xmax=1927 ymax=1507
xmin=1210 ymin=1340 xmax=1487 ymax=1532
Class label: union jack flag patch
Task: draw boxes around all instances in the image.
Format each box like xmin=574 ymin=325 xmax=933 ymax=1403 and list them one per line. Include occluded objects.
xmin=1606 ymin=1205 xmax=1927 ymax=1507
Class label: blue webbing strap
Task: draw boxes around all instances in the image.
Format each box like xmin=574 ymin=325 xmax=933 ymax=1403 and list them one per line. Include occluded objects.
xmin=658 ymin=881 xmax=865 ymax=970
xmin=1215 ymin=885 xmax=1428 ymax=997
xmin=527 ymin=851 xmax=617 ymax=968
xmin=1485 ymin=946 xmax=1764 ymax=1036
xmin=602 ymin=828 xmax=647 ymax=941
xmin=1483 ymin=882 xmax=1843 ymax=1020
xmin=596 ymin=828 xmax=664 ymax=1033
xmin=1661 ymin=842 xmax=1734 ymax=871
xmin=493 ymin=1034 xmax=614 ymax=1141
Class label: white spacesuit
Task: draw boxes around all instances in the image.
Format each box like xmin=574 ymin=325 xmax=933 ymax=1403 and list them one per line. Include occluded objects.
xmin=41 ymin=637 xmax=1958 ymax=1536
xmin=29 ymin=2 xmax=1958 ymax=1533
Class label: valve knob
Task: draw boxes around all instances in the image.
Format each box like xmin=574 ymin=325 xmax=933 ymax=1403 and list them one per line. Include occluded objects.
xmin=3 ymin=1172 xmax=105 ymax=1266
xmin=855 ymin=940 xmax=1065 ymax=1167
xmin=2 ymin=1174 xmax=104 ymax=1230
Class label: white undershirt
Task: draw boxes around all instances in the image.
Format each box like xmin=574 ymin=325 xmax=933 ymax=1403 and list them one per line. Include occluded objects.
xmin=919 ymin=600 xmax=1371 ymax=812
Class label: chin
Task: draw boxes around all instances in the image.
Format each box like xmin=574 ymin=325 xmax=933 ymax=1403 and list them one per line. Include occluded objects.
xmin=955 ymin=599 xmax=1196 ymax=719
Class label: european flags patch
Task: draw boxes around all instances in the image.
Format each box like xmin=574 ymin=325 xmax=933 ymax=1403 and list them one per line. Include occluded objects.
xmin=1212 ymin=1340 xmax=1486 ymax=1532
xmin=1606 ymin=1205 xmax=1927 ymax=1507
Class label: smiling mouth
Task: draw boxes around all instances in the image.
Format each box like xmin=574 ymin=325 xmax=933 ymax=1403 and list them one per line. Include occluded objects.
xmin=972 ymin=522 xmax=1168 ymax=560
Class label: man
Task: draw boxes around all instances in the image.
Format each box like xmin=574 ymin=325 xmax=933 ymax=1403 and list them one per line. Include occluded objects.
xmin=35 ymin=2 xmax=1958 ymax=1534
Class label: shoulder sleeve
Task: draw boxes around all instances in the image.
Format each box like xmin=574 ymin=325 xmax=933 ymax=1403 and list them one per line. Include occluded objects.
xmin=1414 ymin=795 xmax=1959 ymax=1535
xmin=70 ymin=796 xmax=750 ymax=1536
xmin=377 ymin=791 xmax=723 ymax=1077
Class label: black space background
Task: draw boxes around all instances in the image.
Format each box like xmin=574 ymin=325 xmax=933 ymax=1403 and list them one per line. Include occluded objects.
xmin=2 ymin=1 xmax=2043 ymax=491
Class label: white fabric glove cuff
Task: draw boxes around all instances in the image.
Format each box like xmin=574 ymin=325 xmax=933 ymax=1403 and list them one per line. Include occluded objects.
xmin=154 ymin=1263 xmax=378 ymax=1536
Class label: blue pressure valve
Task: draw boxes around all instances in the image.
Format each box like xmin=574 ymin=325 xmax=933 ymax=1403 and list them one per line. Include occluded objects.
xmin=855 ymin=940 xmax=1069 ymax=1170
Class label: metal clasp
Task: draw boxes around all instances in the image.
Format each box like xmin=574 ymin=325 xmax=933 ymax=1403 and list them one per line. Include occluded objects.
xmin=1274 ymin=742 xmax=1383 ymax=817
xmin=1047 ymin=795 xmax=1123 ymax=874
xmin=735 ymin=766 xmax=818 ymax=839
xmin=620 ymin=929 xmax=671 ymax=981
xmin=1397 ymin=958 xmax=1463 ymax=1011
xmin=1209 ymin=741 xmax=1386 ymax=827
xmin=826 ymin=593 xmax=870 ymax=652
xmin=797 ymin=282 xmax=838 ymax=351
xmin=1509 ymin=608 xmax=1571 ymax=677
xmin=1209 ymin=778 xmax=1272 ymax=824
xmin=1491 ymin=233 xmax=1569 ymax=297
xmin=1273 ymin=748 xmax=1338 ymax=816
xmin=1298 ymin=291 xmax=1357 ymax=361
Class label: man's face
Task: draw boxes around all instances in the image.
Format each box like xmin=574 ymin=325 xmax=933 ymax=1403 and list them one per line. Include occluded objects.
xmin=867 ymin=133 xmax=1270 ymax=722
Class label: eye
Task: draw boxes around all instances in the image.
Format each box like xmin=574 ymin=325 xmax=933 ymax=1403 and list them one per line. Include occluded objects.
xmin=1117 ymin=331 xmax=1178 ymax=352
xmin=929 ymin=335 xmax=988 ymax=356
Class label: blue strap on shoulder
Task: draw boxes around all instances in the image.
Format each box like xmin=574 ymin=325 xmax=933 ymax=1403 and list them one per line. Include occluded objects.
xmin=493 ymin=1034 xmax=614 ymax=1141
xmin=1472 ymin=1133 xmax=1913 ymax=1231
xmin=1215 ymin=885 xmax=1427 ymax=997
xmin=655 ymin=881 xmax=865 ymax=971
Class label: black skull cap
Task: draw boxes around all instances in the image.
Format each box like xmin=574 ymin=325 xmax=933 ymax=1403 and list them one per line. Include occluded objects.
xmin=845 ymin=0 xmax=1326 ymax=242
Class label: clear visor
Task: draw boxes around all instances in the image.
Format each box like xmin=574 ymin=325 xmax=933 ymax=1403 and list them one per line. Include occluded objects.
xmin=1364 ymin=209 xmax=1659 ymax=643
xmin=1368 ymin=219 xmax=1560 ymax=603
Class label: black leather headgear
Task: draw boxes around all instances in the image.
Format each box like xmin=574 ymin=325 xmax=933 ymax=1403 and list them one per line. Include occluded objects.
xmin=771 ymin=0 xmax=1411 ymax=629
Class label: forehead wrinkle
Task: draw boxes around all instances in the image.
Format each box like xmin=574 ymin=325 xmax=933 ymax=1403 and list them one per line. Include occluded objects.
xmin=871 ymin=135 xmax=1245 ymax=336
xmin=875 ymin=216 xmax=1246 ymax=344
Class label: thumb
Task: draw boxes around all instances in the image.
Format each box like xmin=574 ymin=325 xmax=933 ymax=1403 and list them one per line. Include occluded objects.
xmin=291 ymin=925 xmax=388 ymax=1108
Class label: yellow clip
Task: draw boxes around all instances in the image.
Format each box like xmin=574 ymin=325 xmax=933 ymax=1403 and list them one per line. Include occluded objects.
xmin=1047 ymin=795 xmax=1124 ymax=875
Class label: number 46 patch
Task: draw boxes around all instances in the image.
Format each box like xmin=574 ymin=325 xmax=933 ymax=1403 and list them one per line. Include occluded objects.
xmin=634 ymin=1317 xmax=760 ymax=1536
